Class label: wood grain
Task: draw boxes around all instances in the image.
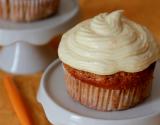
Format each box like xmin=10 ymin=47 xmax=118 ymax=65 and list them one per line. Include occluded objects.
xmin=0 ymin=0 xmax=160 ymax=125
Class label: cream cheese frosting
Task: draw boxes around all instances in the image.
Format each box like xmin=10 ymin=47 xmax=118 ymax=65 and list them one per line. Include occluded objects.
xmin=58 ymin=10 xmax=160 ymax=75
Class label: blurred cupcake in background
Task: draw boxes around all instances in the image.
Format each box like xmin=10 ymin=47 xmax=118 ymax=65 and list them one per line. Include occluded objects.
xmin=58 ymin=10 xmax=160 ymax=111
xmin=0 ymin=0 xmax=60 ymax=22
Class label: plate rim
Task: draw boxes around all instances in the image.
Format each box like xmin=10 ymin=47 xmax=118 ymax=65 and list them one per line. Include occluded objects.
xmin=39 ymin=59 xmax=160 ymax=123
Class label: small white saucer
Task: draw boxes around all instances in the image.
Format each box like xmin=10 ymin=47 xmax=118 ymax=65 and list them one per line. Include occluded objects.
xmin=37 ymin=59 xmax=160 ymax=125
xmin=0 ymin=0 xmax=79 ymax=46
xmin=0 ymin=0 xmax=79 ymax=74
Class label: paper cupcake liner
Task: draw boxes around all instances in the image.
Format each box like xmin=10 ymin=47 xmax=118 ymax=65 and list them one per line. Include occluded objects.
xmin=0 ymin=0 xmax=8 ymax=19
xmin=0 ymin=0 xmax=59 ymax=22
xmin=64 ymin=69 xmax=153 ymax=111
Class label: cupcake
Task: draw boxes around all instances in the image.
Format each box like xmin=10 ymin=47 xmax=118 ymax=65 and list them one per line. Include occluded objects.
xmin=58 ymin=10 xmax=160 ymax=111
xmin=0 ymin=0 xmax=60 ymax=22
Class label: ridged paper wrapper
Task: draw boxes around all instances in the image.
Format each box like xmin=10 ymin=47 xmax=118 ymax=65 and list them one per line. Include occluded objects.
xmin=0 ymin=0 xmax=59 ymax=22
xmin=64 ymin=68 xmax=153 ymax=111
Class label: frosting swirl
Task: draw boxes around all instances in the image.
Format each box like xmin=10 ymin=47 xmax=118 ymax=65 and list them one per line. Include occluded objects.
xmin=58 ymin=10 xmax=160 ymax=75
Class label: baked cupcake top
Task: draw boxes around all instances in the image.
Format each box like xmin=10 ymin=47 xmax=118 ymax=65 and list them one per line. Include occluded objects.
xmin=58 ymin=10 xmax=160 ymax=75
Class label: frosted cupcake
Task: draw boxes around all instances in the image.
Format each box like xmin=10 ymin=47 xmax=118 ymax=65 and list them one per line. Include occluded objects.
xmin=0 ymin=0 xmax=60 ymax=22
xmin=58 ymin=10 xmax=160 ymax=111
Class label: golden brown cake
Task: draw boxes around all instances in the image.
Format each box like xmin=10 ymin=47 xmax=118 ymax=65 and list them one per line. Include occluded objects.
xmin=63 ymin=63 xmax=155 ymax=111
xmin=0 ymin=0 xmax=60 ymax=22
xmin=58 ymin=10 xmax=160 ymax=111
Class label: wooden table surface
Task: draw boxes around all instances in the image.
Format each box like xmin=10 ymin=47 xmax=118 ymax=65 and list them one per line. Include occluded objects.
xmin=1 ymin=0 xmax=160 ymax=125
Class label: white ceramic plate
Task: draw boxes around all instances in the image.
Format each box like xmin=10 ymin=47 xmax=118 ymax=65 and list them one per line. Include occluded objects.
xmin=0 ymin=0 xmax=79 ymax=45
xmin=0 ymin=0 xmax=79 ymax=74
xmin=37 ymin=59 xmax=160 ymax=125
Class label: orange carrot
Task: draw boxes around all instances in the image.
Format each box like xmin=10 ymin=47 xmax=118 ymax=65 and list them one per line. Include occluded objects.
xmin=3 ymin=76 xmax=33 ymax=125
